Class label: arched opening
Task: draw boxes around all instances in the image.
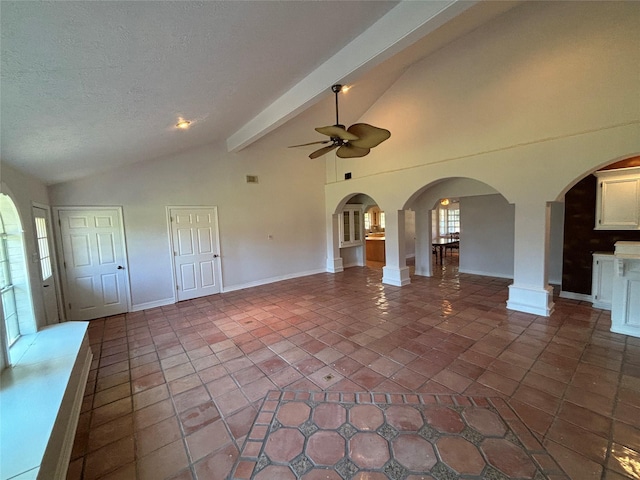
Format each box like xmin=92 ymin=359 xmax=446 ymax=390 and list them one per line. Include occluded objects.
xmin=0 ymin=192 xmax=36 ymax=363
xmin=404 ymin=177 xmax=519 ymax=282
xmin=334 ymin=193 xmax=389 ymax=271
xmin=558 ymin=155 xmax=640 ymax=303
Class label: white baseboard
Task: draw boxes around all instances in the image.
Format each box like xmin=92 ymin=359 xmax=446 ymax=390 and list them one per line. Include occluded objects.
xmin=559 ymin=291 xmax=592 ymax=302
xmin=131 ymin=298 xmax=175 ymax=311
xmin=223 ymin=268 xmax=326 ymax=293
xmin=458 ymin=268 xmax=513 ymax=279
xmin=342 ymin=262 xmax=363 ymax=269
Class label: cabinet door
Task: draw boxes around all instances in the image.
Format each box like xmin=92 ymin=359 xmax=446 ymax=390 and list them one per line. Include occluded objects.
xmin=595 ymin=174 xmax=640 ymax=230
xmin=339 ymin=205 xmax=363 ymax=248
xmin=592 ymin=255 xmax=614 ymax=310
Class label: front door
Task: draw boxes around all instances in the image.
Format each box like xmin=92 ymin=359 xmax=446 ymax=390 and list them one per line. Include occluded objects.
xmin=169 ymin=207 xmax=221 ymax=301
xmin=57 ymin=207 xmax=129 ymax=320
xmin=33 ymin=205 xmax=60 ymax=324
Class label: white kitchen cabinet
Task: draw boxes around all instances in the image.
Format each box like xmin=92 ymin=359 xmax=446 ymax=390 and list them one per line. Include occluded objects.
xmin=592 ymin=252 xmax=614 ymax=310
xmin=611 ymin=241 xmax=640 ymax=338
xmin=339 ymin=205 xmax=363 ymax=248
xmin=595 ymin=167 xmax=640 ymax=230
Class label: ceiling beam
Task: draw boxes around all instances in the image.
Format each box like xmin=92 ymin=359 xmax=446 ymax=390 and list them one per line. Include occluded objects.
xmin=226 ymin=0 xmax=478 ymax=153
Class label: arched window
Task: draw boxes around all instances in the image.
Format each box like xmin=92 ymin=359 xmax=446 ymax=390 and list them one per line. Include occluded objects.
xmin=0 ymin=214 xmax=19 ymax=345
xmin=0 ymin=193 xmax=36 ymax=359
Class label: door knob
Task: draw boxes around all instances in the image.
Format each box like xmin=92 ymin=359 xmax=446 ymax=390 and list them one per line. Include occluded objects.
xmin=117 ymin=265 xmax=124 ymax=269
xmin=213 ymin=254 xmax=219 ymax=258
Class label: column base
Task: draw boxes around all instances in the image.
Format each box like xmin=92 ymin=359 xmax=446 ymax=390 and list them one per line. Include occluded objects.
xmin=382 ymin=266 xmax=411 ymax=287
xmin=507 ymin=284 xmax=555 ymax=317
xmin=326 ymin=257 xmax=344 ymax=273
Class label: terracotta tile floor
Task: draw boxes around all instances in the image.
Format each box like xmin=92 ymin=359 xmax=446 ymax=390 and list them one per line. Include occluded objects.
xmin=232 ymin=390 xmax=568 ymax=479
xmin=68 ymin=257 xmax=640 ymax=480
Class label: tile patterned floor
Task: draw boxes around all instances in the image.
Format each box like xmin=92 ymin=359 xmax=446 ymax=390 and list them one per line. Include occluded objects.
xmin=231 ymin=390 xmax=568 ymax=479
xmin=67 ymin=257 xmax=640 ymax=480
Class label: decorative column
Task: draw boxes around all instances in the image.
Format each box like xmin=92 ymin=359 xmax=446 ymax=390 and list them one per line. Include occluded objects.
xmin=382 ymin=210 xmax=411 ymax=286
xmin=611 ymin=241 xmax=640 ymax=338
xmin=326 ymin=213 xmax=343 ymax=273
xmin=414 ymin=209 xmax=433 ymax=277
xmin=507 ymin=202 xmax=555 ymax=316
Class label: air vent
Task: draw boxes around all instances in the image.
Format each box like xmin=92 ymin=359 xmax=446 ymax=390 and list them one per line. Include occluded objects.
xmin=246 ymin=175 xmax=259 ymax=184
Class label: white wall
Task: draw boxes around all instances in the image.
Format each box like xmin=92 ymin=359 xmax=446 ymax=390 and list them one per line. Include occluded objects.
xmin=548 ymin=202 xmax=565 ymax=285
xmin=340 ymin=246 xmax=362 ymax=268
xmin=1 ymin=162 xmax=50 ymax=330
xmin=328 ymin=1 xmax=639 ymax=190
xmin=459 ymin=195 xmax=514 ymax=279
xmin=404 ymin=209 xmax=415 ymax=258
xmin=324 ymin=1 xmax=639 ymax=315
xmin=48 ymin=142 xmax=327 ymax=309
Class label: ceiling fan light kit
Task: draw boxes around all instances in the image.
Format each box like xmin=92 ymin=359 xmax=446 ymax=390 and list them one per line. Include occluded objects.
xmin=289 ymin=84 xmax=390 ymax=159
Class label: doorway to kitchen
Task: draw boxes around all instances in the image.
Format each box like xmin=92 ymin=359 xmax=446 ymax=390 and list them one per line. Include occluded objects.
xmin=365 ymin=205 xmax=386 ymax=269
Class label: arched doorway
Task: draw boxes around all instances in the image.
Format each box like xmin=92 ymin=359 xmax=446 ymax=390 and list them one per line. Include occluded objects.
xmin=331 ymin=193 xmax=389 ymax=271
xmin=405 ymin=177 xmax=518 ymax=281
xmin=558 ymin=155 xmax=640 ymax=302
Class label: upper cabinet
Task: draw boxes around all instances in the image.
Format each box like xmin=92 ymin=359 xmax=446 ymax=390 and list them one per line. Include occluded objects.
xmin=595 ymin=167 xmax=640 ymax=230
xmin=340 ymin=204 xmax=363 ymax=248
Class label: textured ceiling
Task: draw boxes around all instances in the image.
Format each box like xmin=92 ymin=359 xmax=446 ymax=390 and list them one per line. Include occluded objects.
xmin=0 ymin=1 xmax=516 ymax=185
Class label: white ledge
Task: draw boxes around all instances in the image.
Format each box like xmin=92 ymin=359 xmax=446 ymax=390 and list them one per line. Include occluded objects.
xmin=1 ymin=322 xmax=92 ymax=480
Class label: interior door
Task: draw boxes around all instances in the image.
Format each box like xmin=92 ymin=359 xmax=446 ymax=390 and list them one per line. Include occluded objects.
xmin=169 ymin=207 xmax=221 ymax=301
xmin=33 ymin=206 xmax=60 ymax=324
xmin=57 ymin=208 xmax=129 ymax=320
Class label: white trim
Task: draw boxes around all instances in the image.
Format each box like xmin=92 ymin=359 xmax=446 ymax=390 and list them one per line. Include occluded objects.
xmin=49 ymin=339 xmax=92 ymax=480
xmin=559 ymin=291 xmax=592 ymax=302
xmin=342 ymin=262 xmax=361 ymax=269
xmin=458 ymin=268 xmax=513 ymax=279
xmin=326 ymin=257 xmax=344 ymax=273
xmin=222 ymin=268 xmax=326 ymax=293
xmin=382 ymin=266 xmax=411 ymax=286
xmin=507 ymin=284 xmax=555 ymax=317
xmin=32 ymin=202 xmax=65 ymax=324
xmin=131 ymin=298 xmax=175 ymax=312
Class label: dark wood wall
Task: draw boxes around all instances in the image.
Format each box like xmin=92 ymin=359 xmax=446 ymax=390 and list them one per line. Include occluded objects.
xmin=562 ymin=170 xmax=640 ymax=295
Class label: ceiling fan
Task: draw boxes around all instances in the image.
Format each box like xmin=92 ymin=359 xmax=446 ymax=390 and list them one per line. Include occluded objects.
xmin=289 ymin=84 xmax=391 ymax=159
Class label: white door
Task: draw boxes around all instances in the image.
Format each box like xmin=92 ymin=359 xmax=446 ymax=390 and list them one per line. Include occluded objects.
xmin=57 ymin=208 xmax=129 ymax=320
xmin=169 ymin=207 xmax=221 ymax=301
xmin=33 ymin=206 xmax=60 ymax=324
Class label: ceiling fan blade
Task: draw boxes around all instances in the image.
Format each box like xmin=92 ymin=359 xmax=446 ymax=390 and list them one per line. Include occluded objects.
xmin=288 ymin=140 xmax=331 ymax=148
xmin=336 ymin=145 xmax=370 ymax=158
xmin=310 ymin=144 xmax=338 ymax=159
xmin=347 ymin=123 xmax=391 ymax=149
xmin=315 ymin=125 xmax=359 ymax=141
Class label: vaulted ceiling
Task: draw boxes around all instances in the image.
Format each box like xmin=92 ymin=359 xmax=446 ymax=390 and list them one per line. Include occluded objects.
xmin=0 ymin=1 xmax=517 ymax=185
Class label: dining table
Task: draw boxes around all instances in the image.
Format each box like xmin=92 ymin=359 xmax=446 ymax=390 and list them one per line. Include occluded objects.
xmin=432 ymin=237 xmax=459 ymax=264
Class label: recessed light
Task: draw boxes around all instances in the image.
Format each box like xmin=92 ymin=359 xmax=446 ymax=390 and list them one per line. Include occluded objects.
xmin=176 ymin=118 xmax=191 ymax=129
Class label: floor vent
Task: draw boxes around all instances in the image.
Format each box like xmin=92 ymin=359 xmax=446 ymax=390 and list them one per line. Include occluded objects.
xmin=246 ymin=175 xmax=259 ymax=184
